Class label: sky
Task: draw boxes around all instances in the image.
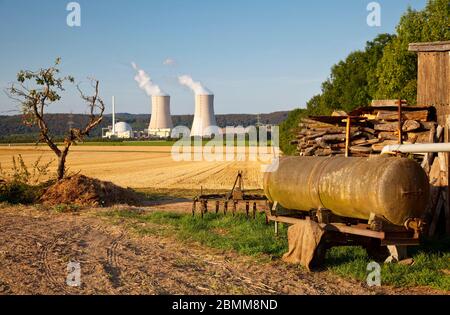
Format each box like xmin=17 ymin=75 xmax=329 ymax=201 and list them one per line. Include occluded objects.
xmin=0 ymin=0 xmax=427 ymax=116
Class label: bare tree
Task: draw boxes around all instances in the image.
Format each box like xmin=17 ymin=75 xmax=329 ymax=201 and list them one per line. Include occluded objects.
xmin=6 ymin=58 xmax=105 ymax=180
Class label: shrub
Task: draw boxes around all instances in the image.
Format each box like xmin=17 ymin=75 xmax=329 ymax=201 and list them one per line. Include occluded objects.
xmin=0 ymin=155 xmax=54 ymax=204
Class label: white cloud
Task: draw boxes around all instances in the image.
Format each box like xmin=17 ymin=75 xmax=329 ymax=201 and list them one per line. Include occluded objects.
xmin=163 ymin=58 xmax=176 ymax=66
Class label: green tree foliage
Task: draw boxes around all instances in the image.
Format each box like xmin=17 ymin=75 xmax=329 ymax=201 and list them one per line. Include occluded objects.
xmin=375 ymin=0 xmax=450 ymax=103
xmin=7 ymin=59 xmax=105 ymax=180
xmin=280 ymin=0 xmax=450 ymax=154
xmin=279 ymin=108 xmax=307 ymax=155
xmin=306 ymin=33 xmax=394 ymax=115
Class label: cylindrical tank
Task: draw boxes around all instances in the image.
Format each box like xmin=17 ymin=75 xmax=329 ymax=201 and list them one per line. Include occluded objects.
xmin=263 ymin=156 xmax=429 ymax=226
xmin=190 ymin=94 xmax=218 ymax=137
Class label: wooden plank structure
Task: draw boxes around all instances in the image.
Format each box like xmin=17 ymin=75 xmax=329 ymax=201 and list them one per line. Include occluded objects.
xmin=409 ymin=41 xmax=450 ymax=237
xmin=409 ymin=41 xmax=450 ymax=125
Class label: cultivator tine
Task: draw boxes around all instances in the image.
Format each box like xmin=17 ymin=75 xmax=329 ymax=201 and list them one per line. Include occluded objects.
xmin=192 ymin=200 xmax=197 ymax=216
xmin=193 ymin=172 xmax=267 ymax=219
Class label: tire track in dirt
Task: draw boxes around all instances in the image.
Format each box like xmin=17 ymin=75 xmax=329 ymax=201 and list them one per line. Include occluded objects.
xmin=39 ymin=231 xmax=70 ymax=294
xmin=104 ymin=233 xmax=125 ymax=288
xmin=38 ymin=225 xmax=92 ymax=294
xmin=0 ymin=221 xmax=43 ymax=295
xmin=0 ymin=217 xmax=101 ymax=294
xmin=0 ymin=209 xmax=446 ymax=295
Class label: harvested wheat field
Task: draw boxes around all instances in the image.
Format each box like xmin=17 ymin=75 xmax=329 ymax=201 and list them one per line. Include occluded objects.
xmin=0 ymin=145 xmax=271 ymax=190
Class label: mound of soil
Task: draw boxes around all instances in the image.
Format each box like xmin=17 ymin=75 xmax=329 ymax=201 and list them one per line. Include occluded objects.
xmin=39 ymin=175 xmax=143 ymax=207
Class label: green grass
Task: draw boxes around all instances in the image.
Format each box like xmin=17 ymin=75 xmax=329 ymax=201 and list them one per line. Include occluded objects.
xmin=0 ymin=181 xmax=50 ymax=204
xmin=326 ymin=245 xmax=450 ymax=291
xmin=52 ymin=203 xmax=81 ymax=213
xmin=100 ymin=209 xmax=450 ymax=291
xmin=102 ymin=210 xmax=288 ymax=259
xmin=1 ymin=139 xmax=273 ymax=147
xmin=0 ymin=141 xmax=176 ymax=147
xmin=77 ymin=141 xmax=177 ymax=146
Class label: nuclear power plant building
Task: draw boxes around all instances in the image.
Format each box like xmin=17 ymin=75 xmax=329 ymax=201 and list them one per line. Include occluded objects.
xmin=190 ymin=94 xmax=218 ymax=137
xmin=148 ymin=95 xmax=173 ymax=138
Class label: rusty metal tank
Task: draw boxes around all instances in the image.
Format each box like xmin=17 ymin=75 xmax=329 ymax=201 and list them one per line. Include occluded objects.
xmin=263 ymin=156 xmax=429 ymax=226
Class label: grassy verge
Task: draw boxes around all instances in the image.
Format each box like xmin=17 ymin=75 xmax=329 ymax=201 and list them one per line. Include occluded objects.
xmin=327 ymin=245 xmax=450 ymax=291
xmin=102 ymin=210 xmax=288 ymax=259
xmin=0 ymin=181 xmax=51 ymax=204
xmin=78 ymin=141 xmax=177 ymax=146
xmin=101 ymin=209 xmax=450 ymax=291
xmin=0 ymin=140 xmax=273 ymax=147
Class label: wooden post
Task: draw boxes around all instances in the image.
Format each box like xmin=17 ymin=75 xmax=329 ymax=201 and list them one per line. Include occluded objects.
xmin=215 ymin=201 xmax=220 ymax=214
xmin=397 ymin=99 xmax=403 ymax=145
xmin=224 ymin=201 xmax=228 ymax=215
xmin=345 ymin=116 xmax=351 ymax=158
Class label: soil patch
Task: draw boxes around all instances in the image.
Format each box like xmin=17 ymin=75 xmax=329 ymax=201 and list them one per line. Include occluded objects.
xmin=39 ymin=175 xmax=143 ymax=207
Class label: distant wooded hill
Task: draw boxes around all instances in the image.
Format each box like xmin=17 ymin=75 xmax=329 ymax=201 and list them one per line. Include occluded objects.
xmin=0 ymin=111 xmax=289 ymax=142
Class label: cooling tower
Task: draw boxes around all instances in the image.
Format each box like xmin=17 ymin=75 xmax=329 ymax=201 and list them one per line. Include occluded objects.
xmin=149 ymin=95 xmax=173 ymax=130
xmin=190 ymin=94 xmax=218 ymax=137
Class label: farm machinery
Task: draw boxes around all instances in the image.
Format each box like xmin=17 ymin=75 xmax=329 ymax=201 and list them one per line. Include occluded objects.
xmin=192 ymin=171 xmax=269 ymax=218
xmin=264 ymin=156 xmax=428 ymax=264
xmin=194 ymin=156 xmax=429 ymax=266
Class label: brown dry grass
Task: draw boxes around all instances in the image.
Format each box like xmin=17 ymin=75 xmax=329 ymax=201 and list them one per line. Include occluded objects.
xmin=0 ymin=145 xmax=266 ymax=190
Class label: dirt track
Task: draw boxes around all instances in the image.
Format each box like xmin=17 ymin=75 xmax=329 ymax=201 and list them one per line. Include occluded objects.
xmin=0 ymin=206 xmax=445 ymax=295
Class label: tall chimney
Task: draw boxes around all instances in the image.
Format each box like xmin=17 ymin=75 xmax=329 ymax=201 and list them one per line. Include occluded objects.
xmin=112 ymin=96 xmax=116 ymax=134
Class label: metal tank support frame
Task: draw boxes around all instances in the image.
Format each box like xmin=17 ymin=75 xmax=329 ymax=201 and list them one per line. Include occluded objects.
xmin=265 ymin=201 xmax=425 ymax=263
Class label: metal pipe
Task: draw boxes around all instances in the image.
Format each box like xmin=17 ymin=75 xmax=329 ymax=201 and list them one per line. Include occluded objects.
xmin=381 ymin=143 xmax=450 ymax=154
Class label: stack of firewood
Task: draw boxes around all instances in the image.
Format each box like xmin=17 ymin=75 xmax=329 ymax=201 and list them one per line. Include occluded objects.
xmin=290 ymin=102 xmax=436 ymax=159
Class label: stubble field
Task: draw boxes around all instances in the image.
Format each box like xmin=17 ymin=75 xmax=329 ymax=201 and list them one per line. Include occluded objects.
xmin=0 ymin=145 xmax=267 ymax=190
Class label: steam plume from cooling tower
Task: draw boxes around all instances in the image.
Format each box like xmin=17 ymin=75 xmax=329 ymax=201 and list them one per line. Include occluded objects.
xmin=178 ymin=75 xmax=212 ymax=95
xmin=132 ymin=62 xmax=167 ymax=96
